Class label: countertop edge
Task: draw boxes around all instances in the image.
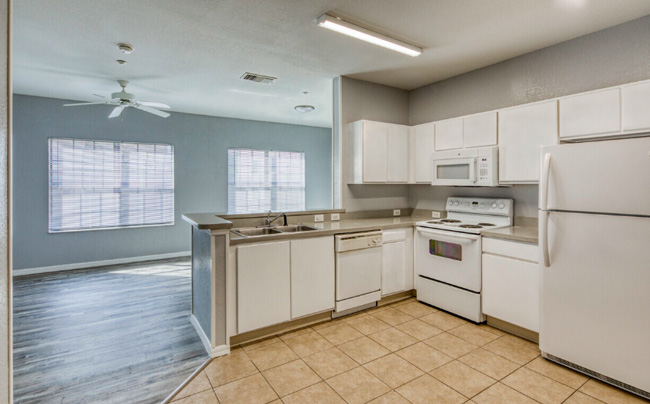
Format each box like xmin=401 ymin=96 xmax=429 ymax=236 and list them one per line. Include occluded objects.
xmin=229 ymin=221 xmax=420 ymax=245
xmin=182 ymin=214 xmax=233 ymax=230
xmin=482 ymin=227 xmax=539 ymax=245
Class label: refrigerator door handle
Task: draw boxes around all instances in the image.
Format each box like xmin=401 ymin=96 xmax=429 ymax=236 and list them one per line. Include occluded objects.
xmin=541 ymin=211 xmax=550 ymax=267
xmin=540 ymin=153 xmax=552 ymax=210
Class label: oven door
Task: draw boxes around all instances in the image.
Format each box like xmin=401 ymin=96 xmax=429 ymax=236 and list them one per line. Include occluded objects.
xmin=431 ymin=157 xmax=477 ymax=186
xmin=415 ymin=227 xmax=482 ymax=292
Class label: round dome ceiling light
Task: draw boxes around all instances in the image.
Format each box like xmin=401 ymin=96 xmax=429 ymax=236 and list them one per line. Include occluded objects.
xmin=117 ymin=43 xmax=134 ymax=54
xmin=116 ymin=59 xmax=127 ymax=65
xmin=295 ymin=105 xmax=315 ymax=113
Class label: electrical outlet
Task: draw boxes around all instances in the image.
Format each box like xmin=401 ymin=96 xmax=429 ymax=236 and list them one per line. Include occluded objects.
xmin=431 ymin=211 xmax=441 ymax=218
xmin=314 ymin=214 xmax=324 ymax=222
xmin=331 ymin=213 xmax=340 ymax=221
xmin=393 ymin=209 xmax=400 ymax=216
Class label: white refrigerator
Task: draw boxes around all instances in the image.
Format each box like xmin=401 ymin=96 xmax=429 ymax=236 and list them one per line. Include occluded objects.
xmin=539 ymin=136 xmax=650 ymax=399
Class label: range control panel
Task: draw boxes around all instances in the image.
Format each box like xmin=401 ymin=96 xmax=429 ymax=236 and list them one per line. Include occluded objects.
xmin=446 ymin=197 xmax=514 ymax=216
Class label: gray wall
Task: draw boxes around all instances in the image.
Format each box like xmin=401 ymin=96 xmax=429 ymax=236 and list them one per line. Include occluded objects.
xmin=12 ymin=95 xmax=332 ymax=270
xmin=408 ymin=14 xmax=650 ymax=217
xmin=409 ymin=14 xmax=650 ymax=125
xmin=338 ymin=77 xmax=411 ymax=211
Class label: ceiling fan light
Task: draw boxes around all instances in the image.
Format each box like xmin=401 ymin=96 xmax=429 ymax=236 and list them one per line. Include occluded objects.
xmin=295 ymin=105 xmax=315 ymax=113
xmin=316 ymin=14 xmax=422 ymax=57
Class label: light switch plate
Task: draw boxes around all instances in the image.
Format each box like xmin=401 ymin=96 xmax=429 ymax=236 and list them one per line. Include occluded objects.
xmin=431 ymin=211 xmax=441 ymax=218
xmin=331 ymin=213 xmax=340 ymax=221
xmin=314 ymin=214 xmax=324 ymax=222
xmin=393 ymin=209 xmax=400 ymax=216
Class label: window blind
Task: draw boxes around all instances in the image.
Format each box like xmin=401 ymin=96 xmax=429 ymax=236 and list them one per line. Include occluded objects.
xmin=48 ymin=138 xmax=174 ymax=233
xmin=228 ymin=148 xmax=305 ymax=214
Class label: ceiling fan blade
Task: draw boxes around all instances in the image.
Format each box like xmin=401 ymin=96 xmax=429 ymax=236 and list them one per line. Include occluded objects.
xmin=64 ymin=102 xmax=108 ymax=107
xmin=138 ymin=101 xmax=171 ymax=109
xmin=134 ymin=105 xmax=170 ymax=118
xmin=108 ymin=105 xmax=125 ymax=118
xmin=93 ymin=93 xmax=108 ymax=99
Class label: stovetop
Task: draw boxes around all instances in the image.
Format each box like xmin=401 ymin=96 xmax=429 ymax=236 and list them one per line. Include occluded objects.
xmin=416 ymin=197 xmax=514 ymax=235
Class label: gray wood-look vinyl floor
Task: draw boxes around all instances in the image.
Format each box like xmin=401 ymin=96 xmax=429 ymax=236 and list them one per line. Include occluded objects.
xmin=13 ymin=258 xmax=209 ymax=404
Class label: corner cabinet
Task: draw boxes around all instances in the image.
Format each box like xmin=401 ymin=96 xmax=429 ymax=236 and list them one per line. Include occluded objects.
xmin=409 ymin=122 xmax=435 ymax=183
xmin=498 ymin=100 xmax=558 ymax=184
xmin=482 ymin=238 xmax=539 ymax=332
xmin=236 ymin=236 xmax=335 ymax=334
xmin=349 ymin=120 xmax=409 ymax=184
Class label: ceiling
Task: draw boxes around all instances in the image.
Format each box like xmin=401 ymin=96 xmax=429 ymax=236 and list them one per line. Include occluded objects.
xmin=12 ymin=0 xmax=650 ymax=128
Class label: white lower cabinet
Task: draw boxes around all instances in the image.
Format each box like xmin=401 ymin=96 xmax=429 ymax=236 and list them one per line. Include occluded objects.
xmin=482 ymin=238 xmax=539 ymax=332
xmin=237 ymin=240 xmax=291 ymax=334
xmin=291 ymin=237 xmax=335 ymax=319
xmin=381 ymin=229 xmax=413 ymax=296
xmin=236 ymin=236 xmax=335 ymax=334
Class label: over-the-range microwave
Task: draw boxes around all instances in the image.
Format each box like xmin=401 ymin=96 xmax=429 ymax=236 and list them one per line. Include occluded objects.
xmin=431 ymin=146 xmax=498 ymax=186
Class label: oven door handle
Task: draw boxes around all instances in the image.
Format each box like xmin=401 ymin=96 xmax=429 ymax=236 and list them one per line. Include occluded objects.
xmin=416 ymin=227 xmax=479 ymax=245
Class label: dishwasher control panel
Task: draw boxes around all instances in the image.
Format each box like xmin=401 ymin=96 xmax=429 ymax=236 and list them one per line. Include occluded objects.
xmin=335 ymin=231 xmax=383 ymax=252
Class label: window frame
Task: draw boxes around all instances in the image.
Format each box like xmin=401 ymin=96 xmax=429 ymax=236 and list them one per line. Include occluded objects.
xmin=227 ymin=147 xmax=306 ymax=215
xmin=47 ymin=137 xmax=175 ymax=233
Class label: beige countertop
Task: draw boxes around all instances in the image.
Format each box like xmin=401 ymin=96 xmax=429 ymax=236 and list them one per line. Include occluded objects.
xmin=182 ymin=213 xmax=233 ymax=230
xmin=229 ymin=216 xmax=427 ymax=245
xmin=482 ymin=224 xmax=539 ymax=245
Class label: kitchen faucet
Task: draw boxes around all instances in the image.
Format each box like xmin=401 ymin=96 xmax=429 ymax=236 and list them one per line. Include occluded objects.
xmin=265 ymin=210 xmax=288 ymax=226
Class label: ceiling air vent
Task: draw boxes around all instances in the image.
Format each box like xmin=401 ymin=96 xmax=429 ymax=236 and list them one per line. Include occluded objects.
xmin=240 ymin=72 xmax=277 ymax=84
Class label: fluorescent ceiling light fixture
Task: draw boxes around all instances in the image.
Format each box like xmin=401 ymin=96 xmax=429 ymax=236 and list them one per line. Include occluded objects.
xmin=316 ymin=14 xmax=422 ymax=57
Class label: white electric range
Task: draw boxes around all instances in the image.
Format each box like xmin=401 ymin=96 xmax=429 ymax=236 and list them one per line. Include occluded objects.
xmin=415 ymin=197 xmax=513 ymax=322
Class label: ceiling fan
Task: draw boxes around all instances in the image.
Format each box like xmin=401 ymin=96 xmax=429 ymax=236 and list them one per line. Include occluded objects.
xmin=63 ymin=80 xmax=171 ymax=118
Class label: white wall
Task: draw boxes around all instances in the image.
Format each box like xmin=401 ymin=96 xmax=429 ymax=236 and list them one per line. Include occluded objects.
xmin=338 ymin=77 xmax=411 ymax=211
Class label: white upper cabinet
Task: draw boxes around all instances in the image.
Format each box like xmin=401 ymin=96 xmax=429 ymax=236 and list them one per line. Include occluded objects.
xmin=498 ymin=100 xmax=558 ymax=184
xmin=463 ymin=111 xmax=497 ymax=148
xmin=622 ymin=81 xmax=650 ymax=133
xmin=361 ymin=120 xmax=388 ymax=183
xmin=434 ymin=117 xmax=463 ymax=151
xmin=349 ymin=120 xmax=408 ymax=184
xmin=409 ymin=122 xmax=436 ymax=183
xmin=387 ymin=124 xmax=409 ymax=183
xmin=559 ymin=88 xmax=621 ymax=140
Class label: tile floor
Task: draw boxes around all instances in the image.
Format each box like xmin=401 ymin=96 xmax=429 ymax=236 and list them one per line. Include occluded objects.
xmin=169 ymin=298 xmax=649 ymax=404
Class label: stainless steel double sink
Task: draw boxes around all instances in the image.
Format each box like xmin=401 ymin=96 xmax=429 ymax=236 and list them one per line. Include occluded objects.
xmin=231 ymin=224 xmax=319 ymax=238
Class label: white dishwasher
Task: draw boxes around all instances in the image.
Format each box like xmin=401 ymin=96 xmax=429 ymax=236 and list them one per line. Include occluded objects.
xmin=334 ymin=231 xmax=383 ymax=314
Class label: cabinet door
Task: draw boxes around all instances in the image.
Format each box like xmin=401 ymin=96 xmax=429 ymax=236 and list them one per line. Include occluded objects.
xmin=622 ymin=81 xmax=650 ymax=132
xmin=463 ymin=111 xmax=497 ymax=148
xmin=363 ymin=121 xmax=388 ymax=183
xmin=410 ymin=123 xmax=435 ymax=183
xmin=386 ymin=124 xmax=409 ymax=183
xmin=482 ymin=253 xmax=539 ymax=332
xmin=559 ymin=88 xmax=621 ymax=139
xmin=382 ymin=240 xmax=406 ymax=296
xmin=435 ymin=117 xmax=463 ymax=151
xmin=291 ymin=237 xmax=335 ymax=318
xmin=498 ymin=101 xmax=558 ymax=183
xmin=237 ymin=241 xmax=291 ymax=333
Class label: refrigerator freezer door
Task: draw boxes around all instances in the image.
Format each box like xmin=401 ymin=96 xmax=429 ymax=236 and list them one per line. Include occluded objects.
xmin=540 ymin=211 xmax=650 ymax=394
xmin=540 ymin=137 xmax=650 ymax=216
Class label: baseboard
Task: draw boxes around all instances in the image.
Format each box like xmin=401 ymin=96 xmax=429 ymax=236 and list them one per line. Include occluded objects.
xmin=212 ymin=344 xmax=230 ymax=358
xmin=190 ymin=314 xmax=212 ymax=356
xmin=13 ymin=251 xmax=191 ymax=277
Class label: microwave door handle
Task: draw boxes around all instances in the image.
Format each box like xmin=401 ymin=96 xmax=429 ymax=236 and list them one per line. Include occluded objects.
xmin=469 ymin=158 xmax=476 ymax=183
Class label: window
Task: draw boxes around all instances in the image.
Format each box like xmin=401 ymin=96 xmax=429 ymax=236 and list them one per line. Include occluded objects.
xmin=48 ymin=138 xmax=174 ymax=233
xmin=228 ymin=148 xmax=305 ymax=214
